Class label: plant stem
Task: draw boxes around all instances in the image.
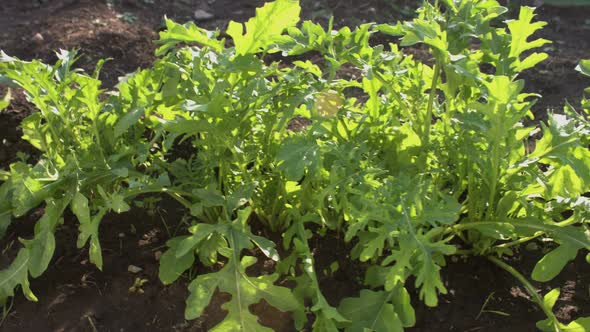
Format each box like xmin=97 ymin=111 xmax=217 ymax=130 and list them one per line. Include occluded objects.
xmin=487 ymin=256 xmax=560 ymax=331
xmin=92 ymin=122 xmax=108 ymax=167
xmin=494 ymin=234 xmax=542 ymax=250
xmin=424 ymin=60 xmax=441 ymax=146
xmin=124 ymin=187 xmax=193 ymax=209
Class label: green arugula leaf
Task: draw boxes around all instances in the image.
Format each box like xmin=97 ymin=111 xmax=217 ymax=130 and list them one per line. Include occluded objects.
xmin=114 ymin=107 xmax=145 ymax=138
xmin=20 ymin=113 xmax=45 ymax=150
xmin=576 ymin=59 xmax=590 ymax=77
xmin=0 ymin=196 xmax=72 ymax=306
xmin=276 ymin=137 xmax=320 ymax=181
xmin=413 ymin=232 xmax=456 ymax=307
xmin=159 ymin=237 xmax=196 ymax=284
xmin=528 ymin=114 xmax=590 ymax=198
xmin=24 ymin=197 xmax=71 ymax=278
xmin=74 ymin=194 xmax=107 ymax=271
xmin=0 ymin=87 xmax=10 ymax=111
xmin=96 ymin=186 xmax=131 ymax=214
xmin=156 ymin=19 xmax=224 ymax=56
xmin=0 ymin=182 xmax=13 ymax=239
xmin=227 ymin=0 xmax=301 ymax=55
xmin=338 ymin=288 xmax=415 ymax=332
xmin=1 ymin=1 xmax=589 ymax=330
xmin=0 ymin=250 xmax=37 ymax=307
xmin=506 ymin=7 xmax=550 ymax=72
xmin=536 ymin=288 xmax=590 ymax=332
xmin=186 ymin=256 xmax=299 ymax=331
xmin=458 ymin=220 xmax=590 ymax=250
xmin=10 ymin=162 xmax=60 ymax=217
xmin=176 ymin=223 xmax=220 ymax=258
xmin=532 ymin=242 xmax=580 ymax=282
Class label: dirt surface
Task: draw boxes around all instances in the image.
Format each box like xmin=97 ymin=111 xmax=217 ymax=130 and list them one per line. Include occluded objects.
xmin=0 ymin=0 xmax=589 ymax=331
xmin=519 ymin=4 xmax=590 ymax=120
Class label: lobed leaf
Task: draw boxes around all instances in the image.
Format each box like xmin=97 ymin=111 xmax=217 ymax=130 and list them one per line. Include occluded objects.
xmin=276 ymin=137 xmax=320 ymax=181
xmin=186 ymin=256 xmax=299 ymax=330
xmin=227 ymin=0 xmax=301 ymax=55
xmin=156 ymin=19 xmax=224 ymax=56
xmin=338 ymin=287 xmax=415 ymax=332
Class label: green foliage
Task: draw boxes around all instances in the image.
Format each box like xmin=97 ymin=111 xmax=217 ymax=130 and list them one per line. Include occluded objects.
xmin=0 ymin=88 xmax=10 ymax=111
xmin=537 ymin=289 xmax=590 ymax=332
xmin=337 ymin=288 xmax=415 ymax=332
xmin=186 ymin=255 xmax=298 ymax=331
xmin=0 ymin=1 xmax=589 ymax=331
xmin=578 ymin=59 xmax=590 ymax=77
xmin=227 ymin=0 xmax=301 ymax=55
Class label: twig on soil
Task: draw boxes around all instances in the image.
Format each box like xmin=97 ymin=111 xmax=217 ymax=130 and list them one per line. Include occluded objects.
xmin=85 ymin=315 xmax=99 ymax=332
xmin=0 ymin=297 xmax=14 ymax=328
xmin=475 ymin=291 xmax=510 ymax=320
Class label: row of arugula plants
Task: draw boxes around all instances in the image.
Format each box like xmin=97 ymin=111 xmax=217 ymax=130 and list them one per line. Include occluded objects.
xmin=0 ymin=0 xmax=589 ymax=330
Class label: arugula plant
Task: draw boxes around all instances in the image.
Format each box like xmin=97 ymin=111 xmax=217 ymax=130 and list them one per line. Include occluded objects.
xmin=0 ymin=0 xmax=589 ymax=331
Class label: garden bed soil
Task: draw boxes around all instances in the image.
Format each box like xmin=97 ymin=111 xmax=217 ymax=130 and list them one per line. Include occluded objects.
xmin=1 ymin=1 xmax=589 ymax=331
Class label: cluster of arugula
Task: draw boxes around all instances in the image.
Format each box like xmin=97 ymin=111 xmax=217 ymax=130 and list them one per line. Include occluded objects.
xmin=1 ymin=0 xmax=589 ymax=331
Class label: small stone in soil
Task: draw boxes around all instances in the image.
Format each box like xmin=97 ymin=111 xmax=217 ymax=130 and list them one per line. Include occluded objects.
xmin=32 ymin=32 xmax=44 ymax=42
xmin=128 ymin=265 xmax=143 ymax=274
xmin=31 ymin=33 xmax=44 ymax=47
xmin=194 ymin=9 xmax=214 ymax=20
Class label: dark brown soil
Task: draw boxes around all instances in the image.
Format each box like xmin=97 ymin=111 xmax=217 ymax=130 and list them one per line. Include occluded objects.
xmin=1 ymin=1 xmax=589 ymax=331
xmin=519 ymin=4 xmax=590 ymax=121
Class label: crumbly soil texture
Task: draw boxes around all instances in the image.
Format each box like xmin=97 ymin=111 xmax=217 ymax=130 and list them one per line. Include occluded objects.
xmin=0 ymin=1 xmax=589 ymax=331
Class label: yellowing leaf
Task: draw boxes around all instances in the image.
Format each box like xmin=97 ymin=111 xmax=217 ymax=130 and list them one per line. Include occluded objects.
xmin=315 ymin=90 xmax=343 ymax=118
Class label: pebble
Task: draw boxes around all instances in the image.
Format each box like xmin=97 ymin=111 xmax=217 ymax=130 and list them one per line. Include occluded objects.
xmin=525 ymin=242 xmax=539 ymax=251
xmin=128 ymin=265 xmax=143 ymax=274
xmin=32 ymin=32 xmax=44 ymax=45
xmin=194 ymin=9 xmax=214 ymax=20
